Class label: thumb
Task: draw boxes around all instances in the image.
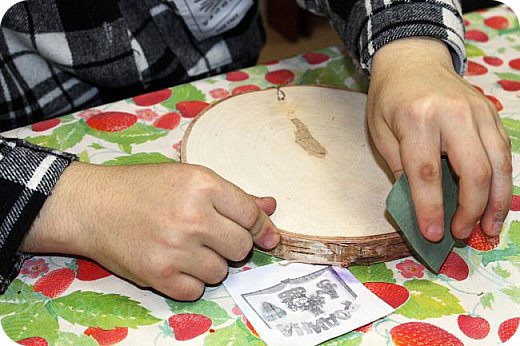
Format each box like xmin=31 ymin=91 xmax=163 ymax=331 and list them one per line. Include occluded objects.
xmin=251 ymin=195 xmax=277 ymax=215
xmin=249 ymin=209 xmax=281 ymax=250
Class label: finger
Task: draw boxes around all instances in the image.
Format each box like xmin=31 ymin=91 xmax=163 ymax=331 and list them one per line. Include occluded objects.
xmin=203 ymin=213 xmax=253 ymax=261
xmin=251 ymin=195 xmax=277 ymax=215
xmin=178 ymin=246 xmax=229 ymax=285
xmin=399 ymin=131 xmax=444 ymax=242
xmin=367 ymin=112 xmax=404 ymax=180
xmin=445 ymin=123 xmax=492 ymax=239
xmin=155 ymin=273 xmax=205 ymax=301
xmin=212 ymin=182 xmax=280 ymax=250
xmin=477 ymin=115 xmax=512 ymax=236
xmin=249 ymin=210 xmax=280 ymax=250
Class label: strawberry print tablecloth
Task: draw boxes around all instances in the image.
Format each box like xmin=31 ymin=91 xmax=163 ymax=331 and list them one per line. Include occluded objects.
xmin=1 ymin=5 xmax=520 ymax=346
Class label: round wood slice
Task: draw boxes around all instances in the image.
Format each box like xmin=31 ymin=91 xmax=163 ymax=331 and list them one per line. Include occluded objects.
xmin=182 ymin=85 xmax=411 ymax=266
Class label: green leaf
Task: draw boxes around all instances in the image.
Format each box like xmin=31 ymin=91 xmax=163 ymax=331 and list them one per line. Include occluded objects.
xmin=245 ymin=65 xmax=269 ymax=76
xmin=1 ymin=302 xmax=59 ymax=343
xmin=348 ymin=263 xmax=396 ymax=283
xmin=27 ymin=122 xmax=86 ymax=151
xmin=204 ymin=318 xmax=265 ymax=346
xmin=493 ymin=263 xmax=511 ymax=279
xmin=481 ymin=245 xmax=518 ymax=266
xmin=507 ymin=255 xmax=520 ymax=270
xmin=87 ymin=122 xmax=168 ymax=149
xmin=77 ymin=150 xmax=90 ymax=163
xmin=249 ymin=250 xmax=279 ymax=267
xmin=299 ymin=59 xmax=356 ymax=87
xmin=464 ymin=12 xmax=484 ymax=23
xmin=480 ymin=292 xmax=494 ymax=309
xmin=324 ymin=331 xmax=363 ymax=346
xmin=501 ymin=286 xmax=520 ymax=304
xmin=52 ymin=291 xmax=161 ymax=329
xmin=509 ymin=221 xmax=520 ymax=248
xmin=166 ymin=298 xmax=230 ymax=326
xmin=496 ymin=72 xmax=520 ymax=82
xmin=465 ymin=43 xmax=486 ymax=57
xmin=60 ymin=114 xmax=76 ymax=123
xmin=0 ymin=302 xmax=20 ymax=316
xmin=55 ymin=332 xmax=98 ymax=346
xmin=162 ymin=84 xmax=206 ymax=110
xmin=501 ymin=118 xmax=520 ymax=153
xmin=89 ymin=143 xmax=105 ymax=150
xmin=513 ymin=45 xmax=520 ymax=52
xmin=0 ymin=279 xmax=39 ymax=303
xmin=395 ymin=280 xmax=464 ymax=319
xmin=102 ymin=152 xmax=176 ymax=166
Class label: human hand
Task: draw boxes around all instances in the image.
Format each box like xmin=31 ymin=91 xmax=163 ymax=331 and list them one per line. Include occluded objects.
xmin=367 ymin=37 xmax=512 ymax=242
xmin=22 ymin=162 xmax=280 ymax=300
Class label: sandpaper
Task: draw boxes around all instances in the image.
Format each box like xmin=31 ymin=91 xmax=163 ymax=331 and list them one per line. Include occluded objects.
xmin=386 ymin=159 xmax=458 ymax=273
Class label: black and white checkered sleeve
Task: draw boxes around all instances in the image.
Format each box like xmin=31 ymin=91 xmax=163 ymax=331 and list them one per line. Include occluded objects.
xmin=0 ymin=136 xmax=77 ymax=292
xmin=297 ymin=0 xmax=466 ymax=76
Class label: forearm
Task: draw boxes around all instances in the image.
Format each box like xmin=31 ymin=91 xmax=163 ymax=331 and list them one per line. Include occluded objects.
xmin=0 ymin=136 xmax=77 ymax=292
xmin=297 ymin=0 xmax=466 ymax=76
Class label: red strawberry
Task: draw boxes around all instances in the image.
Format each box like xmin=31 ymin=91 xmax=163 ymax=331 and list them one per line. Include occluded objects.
xmin=466 ymin=61 xmax=488 ymax=76
xmin=439 ymin=252 xmax=469 ymax=281
xmin=226 ymin=71 xmax=249 ymax=82
xmin=510 ymin=58 xmax=520 ymax=71
xmin=498 ymin=317 xmax=520 ymax=343
xmin=486 ymin=95 xmax=503 ymax=111
xmin=245 ymin=319 xmax=260 ymax=338
xmin=232 ymin=84 xmax=261 ymax=95
xmin=457 ymin=314 xmax=490 ymax=339
xmin=465 ymin=223 xmax=500 ymax=251
xmin=16 ymin=337 xmax=48 ymax=346
xmin=303 ymin=52 xmax=330 ymax=65
xmin=483 ymin=56 xmax=503 ymax=66
xmin=265 ymin=69 xmax=295 ymax=85
xmin=176 ymin=101 xmax=209 ymax=118
xmin=484 ymin=16 xmax=509 ymax=30
xmin=76 ymin=259 xmax=111 ymax=281
xmin=133 ymin=89 xmax=172 ymax=107
xmin=33 ymin=268 xmax=75 ymax=298
xmin=31 ymin=118 xmax=61 ymax=132
xmin=511 ymin=195 xmax=520 ymax=211
xmin=355 ymin=323 xmax=372 ymax=333
xmin=86 ymin=112 xmax=137 ymax=132
xmin=391 ymin=322 xmax=463 ymax=346
xmin=363 ymin=282 xmax=409 ymax=309
xmin=498 ymin=80 xmax=520 ymax=91
xmin=464 ymin=19 xmax=470 ymax=27
xmin=153 ymin=112 xmax=181 ymax=130
xmin=168 ymin=313 xmax=212 ymax=341
xmin=465 ymin=30 xmax=489 ymax=42
xmin=84 ymin=327 xmax=128 ymax=346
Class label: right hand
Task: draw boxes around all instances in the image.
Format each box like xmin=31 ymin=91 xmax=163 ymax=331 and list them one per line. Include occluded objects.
xmin=21 ymin=162 xmax=280 ymax=300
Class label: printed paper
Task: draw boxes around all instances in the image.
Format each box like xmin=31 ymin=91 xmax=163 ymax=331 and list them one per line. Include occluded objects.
xmin=224 ymin=262 xmax=394 ymax=346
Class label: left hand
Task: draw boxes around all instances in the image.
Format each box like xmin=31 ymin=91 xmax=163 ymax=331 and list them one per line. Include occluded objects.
xmin=367 ymin=37 xmax=512 ymax=241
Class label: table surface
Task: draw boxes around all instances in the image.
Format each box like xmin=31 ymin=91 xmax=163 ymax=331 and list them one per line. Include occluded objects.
xmin=1 ymin=5 xmax=520 ymax=346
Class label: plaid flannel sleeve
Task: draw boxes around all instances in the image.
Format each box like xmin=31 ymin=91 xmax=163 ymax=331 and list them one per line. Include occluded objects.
xmin=0 ymin=136 xmax=77 ymax=292
xmin=297 ymin=0 xmax=466 ymax=76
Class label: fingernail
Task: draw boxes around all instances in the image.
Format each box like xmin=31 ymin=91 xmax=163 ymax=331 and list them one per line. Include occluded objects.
xmin=459 ymin=226 xmax=473 ymax=239
xmin=426 ymin=224 xmax=443 ymax=240
xmin=491 ymin=221 xmax=503 ymax=234
xmin=261 ymin=231 xmax=280 ymax=249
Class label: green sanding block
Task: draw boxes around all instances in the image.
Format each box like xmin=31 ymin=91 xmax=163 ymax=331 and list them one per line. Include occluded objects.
xmin=386 ymin=159 xmax=458 ymax=273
